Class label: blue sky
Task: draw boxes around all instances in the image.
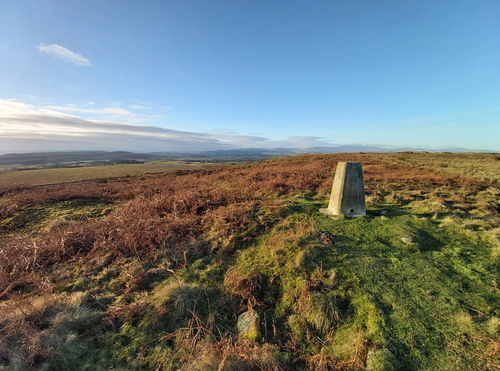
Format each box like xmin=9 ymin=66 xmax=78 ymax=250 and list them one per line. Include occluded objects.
xmin=0 ymin=0 xmax=499 ymax=153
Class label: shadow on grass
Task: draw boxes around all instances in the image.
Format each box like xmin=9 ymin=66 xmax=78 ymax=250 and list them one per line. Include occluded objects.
xmin=313 ymin=207 xmax=497 ymax=370
xmin=0 ymin=197 xmax=113 ymax=234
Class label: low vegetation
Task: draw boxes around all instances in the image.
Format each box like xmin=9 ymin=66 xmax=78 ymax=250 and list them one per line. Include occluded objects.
xmin=0 ymin=153 xmax=498 ymax=370
xmin=0 ymin=161 xmax=221 ymax=190
xmin=374 ymin=152 xmax=499 ymax=184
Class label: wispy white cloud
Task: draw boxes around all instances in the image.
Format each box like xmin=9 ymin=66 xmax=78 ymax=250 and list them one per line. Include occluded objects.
xmin=0 ymin=98 xmax=332 ymax=154
xmin=36 ymin=43 xmax=91 ymax=66
xmin=47 ymin=105 xmax=135 ymax=117
xmin=43 ymin=102 xmax=165 ymax=124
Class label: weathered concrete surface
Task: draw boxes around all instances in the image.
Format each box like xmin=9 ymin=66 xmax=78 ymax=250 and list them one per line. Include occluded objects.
xmin=320 ymin=162 xmax=366 ymax=217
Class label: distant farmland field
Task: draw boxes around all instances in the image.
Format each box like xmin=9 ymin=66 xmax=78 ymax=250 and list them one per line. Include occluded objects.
xmin=0 ymin=161 xmax=221 ymax=189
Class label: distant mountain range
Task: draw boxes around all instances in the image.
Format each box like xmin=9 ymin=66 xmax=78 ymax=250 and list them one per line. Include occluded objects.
xmin=0 ymin=146 xmax=496 ymax=167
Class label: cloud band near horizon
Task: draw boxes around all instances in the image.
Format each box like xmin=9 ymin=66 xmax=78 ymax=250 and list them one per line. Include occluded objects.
xmin=0 ymin=99 xmax=333 ymax=154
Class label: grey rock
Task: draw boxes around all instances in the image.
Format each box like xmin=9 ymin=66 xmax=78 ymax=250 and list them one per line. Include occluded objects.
xmin=400 ymin=237 xmax=413 ymax=244
xmin=237 ymin=309 xmax=260 ymax=341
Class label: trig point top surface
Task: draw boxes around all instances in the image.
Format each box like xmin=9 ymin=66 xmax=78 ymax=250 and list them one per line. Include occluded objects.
xmin=320 ymin=161 xmax=366 ymax=218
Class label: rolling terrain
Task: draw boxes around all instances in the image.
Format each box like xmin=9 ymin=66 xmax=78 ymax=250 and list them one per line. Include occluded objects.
xmin=0 ymin=161 xmax=222 ymax=190
xmin=0 ymin=153 xmax=498 ymax=370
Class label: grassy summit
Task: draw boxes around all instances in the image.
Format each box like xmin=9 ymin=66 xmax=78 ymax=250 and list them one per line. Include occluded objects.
xmin=0 ymin=153 xmax=498 ymax=370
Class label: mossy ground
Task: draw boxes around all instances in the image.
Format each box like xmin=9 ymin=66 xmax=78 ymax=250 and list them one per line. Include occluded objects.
xmin=0 ymin=153 xmax=498 ymax=370
xmin=0 ymin=197 xmax=114 ymax=234
xmin=225 ymin=200 xmax=498 ymax=369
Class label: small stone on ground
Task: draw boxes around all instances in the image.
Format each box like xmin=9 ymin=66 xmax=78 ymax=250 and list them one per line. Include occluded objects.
xmin=400 ymin=237 xmax=413 ymax=244
xmin=237 ymin=309 xmax=260 ymax=341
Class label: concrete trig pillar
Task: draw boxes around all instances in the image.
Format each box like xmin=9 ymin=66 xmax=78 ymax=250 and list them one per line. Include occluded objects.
xmin=320 ymin=162 xmax=366 ymax=217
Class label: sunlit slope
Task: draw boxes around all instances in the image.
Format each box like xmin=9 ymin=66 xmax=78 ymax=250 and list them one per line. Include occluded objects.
xmin=0 ymin=153 xmax=498 ymax=370
xmin=0 ymin=161 xmax=220 ymax=190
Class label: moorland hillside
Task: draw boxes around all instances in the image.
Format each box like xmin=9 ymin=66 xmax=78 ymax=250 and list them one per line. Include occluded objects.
xmin=0 ymin=153 xmax=498 ymax=370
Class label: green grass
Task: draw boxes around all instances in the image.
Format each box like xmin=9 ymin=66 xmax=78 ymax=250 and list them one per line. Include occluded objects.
xmin=226 ymin=200 xmax=498 ymax=369
xmin=2 ymin=200 xmax=498 ymax=370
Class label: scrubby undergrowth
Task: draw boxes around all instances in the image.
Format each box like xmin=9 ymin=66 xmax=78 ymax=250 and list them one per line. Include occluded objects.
xmin=0 ymin=153 xmax=498 ymax=370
